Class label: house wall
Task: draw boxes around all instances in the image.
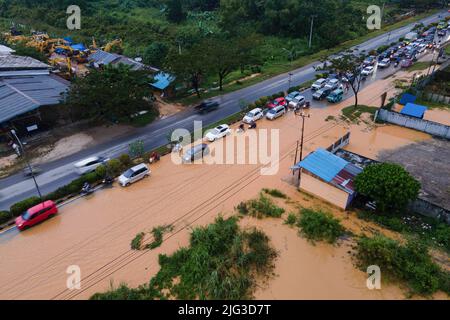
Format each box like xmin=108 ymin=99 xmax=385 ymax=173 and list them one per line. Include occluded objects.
xmin=300 ymin=172 xmax=350 ymax=210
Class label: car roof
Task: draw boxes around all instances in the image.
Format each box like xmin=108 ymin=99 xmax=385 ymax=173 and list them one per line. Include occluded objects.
xmin=249 ymin=108 xmax=262 ymax=113
xmin=74 ymin=156 xmax=100 ymax=167
xmin=28 ymin=200 xmax=55 ymax=214
xmin=131 ymin=163 xmax=147 ymax=171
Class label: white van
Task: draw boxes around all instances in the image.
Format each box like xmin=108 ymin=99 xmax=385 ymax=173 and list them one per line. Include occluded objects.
xmin=118 ymin=163 xmax=150 ymax=187
xmin=266 ymin=105 xmax=286 ymax=120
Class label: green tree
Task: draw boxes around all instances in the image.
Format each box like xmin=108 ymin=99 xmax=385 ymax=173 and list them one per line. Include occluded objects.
xmin=143 ymin=42 xmax=169 ymax=67
xmin=65 ymin=64 xmax=155 ymax=123
xmin=354 ymin=163 xmax=421 ymax=213
xmin=166 ymin=0 xmax=186 ymax=23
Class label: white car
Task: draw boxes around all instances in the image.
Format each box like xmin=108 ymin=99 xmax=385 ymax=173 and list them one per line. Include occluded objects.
xmin=324 ymin=78 xmax=340 ymax=91
xmin=288 ymin=95 xmax=306 ymax=109
xmin=118 ymin=163 xmax=150 ymax=187
xmin=378 ymin=58 xmax=391 ymax=68
xmin=74 ymin=156 xmax=109 ymax=175
xmin=311 ymin=78 xmax=327 ymax=91
xmin=266 ymin=105 xmax=286 ymax=120
xmin=361 ymin=66 xmax=375 ymax=76
xmin=205 ymin=124 xmax=231 ymax=142
xmin=243 ymin=108 xmax=263 ymax=124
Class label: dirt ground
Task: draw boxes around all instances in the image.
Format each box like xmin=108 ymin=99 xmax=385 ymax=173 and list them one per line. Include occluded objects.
xmin=2 ymin=70 xmax=446 ymax=300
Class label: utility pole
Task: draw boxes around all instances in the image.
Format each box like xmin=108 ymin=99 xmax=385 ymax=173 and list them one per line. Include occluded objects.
xmin=309 ymin=15 xmax=317 ymax=49
xmin=288 ymin=72 xmax=293 ymax=92
xmin=292 ymin=141 xmax=299 ymax=176
xmin=10 ymin=130 xmax=42 ymax=200
xmin=295 ymin=111 xmax=310 ymax=188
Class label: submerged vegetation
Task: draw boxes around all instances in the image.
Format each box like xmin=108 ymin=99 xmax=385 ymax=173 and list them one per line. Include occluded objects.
xmin=92 ymin=216 xmax=277 ymax=300
xmin=238 ymin=192 xmax=285 ymax=219
xmin=131 ymin=225 xmax=173 ymax=251
xmin=297 ymin=209 xmax=345 ymax=244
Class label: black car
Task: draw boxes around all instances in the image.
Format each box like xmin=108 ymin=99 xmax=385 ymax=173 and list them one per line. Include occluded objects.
xmin=195 ymin=101 xmax=220 ymax=113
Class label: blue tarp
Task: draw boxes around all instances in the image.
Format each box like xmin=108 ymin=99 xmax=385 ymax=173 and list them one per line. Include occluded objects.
xmin=400 ymin=103 xmax=427 ymax=118
xmin=292 ymin=148 xmax=348 ymax=182
xmin=151 ymin=72 xmax=175 ymax=90
xmin=399 ymin=93 xmax=417 ymax=105
xmin=64 ymin=37 xmax=73 ymax=45
xmin=71 ymin=43 xmax=86 ymax=51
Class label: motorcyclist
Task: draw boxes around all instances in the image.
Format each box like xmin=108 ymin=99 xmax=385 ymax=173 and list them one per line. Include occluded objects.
xmin=150 ymin=151 xmax=160 ymax=163
xmin=82 ymin=182 xmax=92 ymax=194
xmin=249 ymin=120 xmax=257 ymax=129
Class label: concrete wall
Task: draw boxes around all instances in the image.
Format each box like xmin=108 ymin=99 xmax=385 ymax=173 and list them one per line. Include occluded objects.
xmin=409 ymin=199 xmax=450 ymax=225
xmin=376 ymin=109 xmax=450 ymax=139
xmin=300 ymin=172 xmax=350 ymax=210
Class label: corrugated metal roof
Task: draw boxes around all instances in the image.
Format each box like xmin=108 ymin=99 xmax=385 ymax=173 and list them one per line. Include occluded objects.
xmin=331 ymin=163 xmax=363 ymax=195
xmin=0 ymin=55 xmax=49 ymax=70
xmin=297 ymin=148 xmax=348 ymax=182
xmin=0 ymin=45 xmax=15 ymax=55
xmin=400 ymin=103 xmax=427 ymax=118
xmin=88 ymin=50 xmax=120 ymax=65
xmin=0 ymin=75 xmax=69 ymax=123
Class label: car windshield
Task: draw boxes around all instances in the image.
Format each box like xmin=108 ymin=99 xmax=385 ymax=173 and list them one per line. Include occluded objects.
xmin=293 ymin=97 xmax=303 ymax=102
xmin=211 ymin=129 xmax=220 ymax=135
xmin=21 ymin=210 xmax=33 ymax=221
xmin=246 ymin=112 xmax=254 ymax=117
xmin=123 ymin=169 xmax=134 ymax=178
xmin=268 ymin=109 xmax=276 ymax=114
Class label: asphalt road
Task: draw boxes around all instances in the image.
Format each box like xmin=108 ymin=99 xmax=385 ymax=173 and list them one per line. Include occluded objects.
xmin=0 ymin=10 xmax=449 ymax=211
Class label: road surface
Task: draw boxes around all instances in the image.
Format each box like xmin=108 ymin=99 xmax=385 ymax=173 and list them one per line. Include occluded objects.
xmin=0 ymin=10 xmax=448 ymax=210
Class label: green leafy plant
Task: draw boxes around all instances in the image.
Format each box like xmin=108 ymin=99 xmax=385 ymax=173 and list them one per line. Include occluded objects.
xmin=284 ymin=213 xmax=297 ymax=226
xmin=262 ymin=188 xmax=287 ymax=199
xmin=247 ymin=193 xmax=285 ymax=218
xmin=296 ymin=209 xmax=345 ymax=244
xmin=131 ymin=232 xmax=145 ymax=250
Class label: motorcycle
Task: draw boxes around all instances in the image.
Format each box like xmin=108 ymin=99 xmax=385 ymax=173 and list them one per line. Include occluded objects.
xmin=80 ymin=182 xmax=94 ymax=196
xmin=149 ymin=152 xmax=160 ymax=164
xmin=103 ymin=176 xmax=114 ymax=187
xmin=248 ymin=121 xmax=257 ymax=129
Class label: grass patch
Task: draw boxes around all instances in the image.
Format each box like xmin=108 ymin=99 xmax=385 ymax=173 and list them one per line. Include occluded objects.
xmin=262 ymin=188 xmax=287 ymax=199
xmin=407 ymin=61 xmax=435 ymax=72
xmin=144 ymin=225 xmax=174 ymax=250
xmin=244 ymin=192 xmax=286 ymax=219
xmin=91 ymin=216 xmax=277 ymax=300
xmin=355 ymin=235 xmax=450 ymax=297
xmin=356 ymin=210 xmax=450 ymax=253
xmin=341 ymin=105 xmax=378 ymax=123
xmin=125 ymin=110 xmax=159 ymax=127
xmin=297 ymin=209 xmax=345 ymax=244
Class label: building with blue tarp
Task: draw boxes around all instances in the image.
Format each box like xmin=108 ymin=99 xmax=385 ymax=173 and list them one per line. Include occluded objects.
xmin=400 ymin=103 xmax=427 ymax=119
xmin=150 ymin=72 xmax=176 ymax=96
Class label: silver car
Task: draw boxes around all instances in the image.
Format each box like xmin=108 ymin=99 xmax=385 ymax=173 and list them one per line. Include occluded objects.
xmin=118 ymin=163 xmax=150 ymax=187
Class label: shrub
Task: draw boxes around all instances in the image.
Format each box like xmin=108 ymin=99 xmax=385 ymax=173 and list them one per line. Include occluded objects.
xmin=10 ymin=197 xmax=42 ymax=218
xmin=91 ymin=216 xmax=277 ymax=300
xmin=95 ymin=165 xmax=107 ymax=178
xmin=236 ymin=202 xmax=249 ymax=215
xmin=131 ymin=232 xmax=145 ymax=250
xmin=144 ymin=225 xmax=173 ymax=250
xmin=296 ymin=209 xmax=344 ymax=244
xmin=247 ymin=193 xmax=285 ymax=218
xmin=262 ymin=188 xmax=287 ymax=199
xmin=284 ymin=213 xmax=297 ymax=226
xmin=0 ymin=211 xmax=12 ymax=224
xmin=118 ymin=154 xmax=132 ymax=168
xmin=106 ymin=159 xmax=123 ymax=176
xmin=356 ymin=235 xmax=449 ymax=296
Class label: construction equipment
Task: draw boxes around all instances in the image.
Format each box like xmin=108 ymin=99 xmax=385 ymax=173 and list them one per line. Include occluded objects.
xmin=48 ymin=57 xmax=73 ymax=79
xmin=103 ymin=39 xmax=123 ymax=53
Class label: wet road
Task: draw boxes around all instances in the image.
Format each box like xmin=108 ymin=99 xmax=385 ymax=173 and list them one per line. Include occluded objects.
xmin=0 ymin=10 xmax=448 ymax=210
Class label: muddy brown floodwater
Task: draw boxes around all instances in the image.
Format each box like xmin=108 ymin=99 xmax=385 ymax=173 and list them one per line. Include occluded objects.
xmin=0 ymin=77 xmax=440 ymax=300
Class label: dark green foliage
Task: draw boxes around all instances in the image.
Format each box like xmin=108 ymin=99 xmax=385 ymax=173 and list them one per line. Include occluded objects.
xmin=356 ymin=235 xmax=450 ymax=296
xmin=145 ymin=225 xmax=174 ymax=250
xmin=10 ymin=197 xmax=42 ymax=218
xmin=91 ymin=216 xmax=277 ymax=300
xmin=247 ymin=193 xmax=285 ymax=219
xmin=0 ymin=211 xmax=12 ymax=224
xmin=166 ymin=0 xmax=186 ymax=23
xmin=354 ymin=163 xmax=421 ymax=213
xmin=262 ymin=188 xmax=287 ymax=199
xmin=297 ymin=209 xmax=345 ymax=244
xmin=64 ymin=64 xmax=156 ymax=123
xmin=284 ymin=213 xmax=297 ymax=226
xmin=131 ymin=232 xmax=145 ymax=250
xmin=236 ymin=202 xmax=249 ymax=215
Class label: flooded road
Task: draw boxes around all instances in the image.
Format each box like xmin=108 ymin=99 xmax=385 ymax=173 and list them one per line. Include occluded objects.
xmin=0 ymin=76 xmax=438 ymax=300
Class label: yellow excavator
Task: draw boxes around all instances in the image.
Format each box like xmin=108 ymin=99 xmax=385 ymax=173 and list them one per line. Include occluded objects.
xmin=103 ymin=39 xmax=123 ymax=53
xmin=48 ymin=57 xmax=73 ymax=79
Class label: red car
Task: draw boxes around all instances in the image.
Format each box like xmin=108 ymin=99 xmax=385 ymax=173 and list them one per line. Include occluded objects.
xmin=267 ymin=97 xmax=287 ymax=109
xmin=15 ymin=200 xmax=58 ymax=231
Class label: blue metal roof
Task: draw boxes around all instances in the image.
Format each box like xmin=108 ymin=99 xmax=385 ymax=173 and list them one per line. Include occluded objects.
xmin=400 ymin=103 xmax=427 ymax=118
xmin=71 ymin=43 xmax=86 ymax=51
xmin=151 ymin=72 xmax=175 ymax=90
xmin=399 ymin=93 xmax=417 ymax=105
xmin=295 ymin=148 xmax=349 ymax=182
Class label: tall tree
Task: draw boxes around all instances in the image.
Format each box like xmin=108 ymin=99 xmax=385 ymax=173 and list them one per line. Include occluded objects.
xmin=166 ymin=0 xmax=186 ymax=23
xmin=64 ymin=64 xmax=155 ymax=123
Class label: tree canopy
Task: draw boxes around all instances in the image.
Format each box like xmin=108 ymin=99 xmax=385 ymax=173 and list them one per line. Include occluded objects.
xmin=354 ymin=163 xmax=421 ymax=213
xmin=64 ymin=64 xmax=156 ymax=123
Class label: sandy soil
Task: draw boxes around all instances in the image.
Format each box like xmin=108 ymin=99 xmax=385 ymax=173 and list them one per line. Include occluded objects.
xmin=1 ymin=71 xmax=443 ymax=300
xmin=34 ymin=133 xmax=94 ymax=164
xmin=156 ymin=99 xmax=185 ymax=118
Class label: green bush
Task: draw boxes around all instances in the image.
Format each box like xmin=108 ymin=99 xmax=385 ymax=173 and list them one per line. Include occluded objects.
xmin=284 ymin=213 xmax=297 ymax=226
xmin=356 ymin=235 xmax=449 ymax=296
xmin=262 ymin=188 xmax=287 ymax=199
xmin=247 ymin=193 xmax=285 ymax=218
xmin=95 ymin=165 xmax=107 ymax=178
xmin=10 ymin=197 xmax=42 ymax=218
xmin=118 ymin=154 xmax=132 ymax=168
xmin=131 ymin=232 xmax=145 ymax=250
xmin=91 ymin=216 xmax=277 ymax=300
xmin=106 ymin=159 xmax=123 ymax=176
xmin=144 ymin=225 xmax=173 ymax=250
xmin=297 ymin=209 xmax=345 ymax=244
xmin=0 ymin=211 xmax=12 ymax=224
xmin=236 ymin=202 xmax=249 ymax=215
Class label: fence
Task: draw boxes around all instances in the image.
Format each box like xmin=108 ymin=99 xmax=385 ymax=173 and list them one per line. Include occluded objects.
xmin=375 ymin=108 xmax=450 ymax=139
xmin=326 ymin=132 xmax=350 ymax=153
xmin=408 ymin=198 xmax=450 ymax=225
